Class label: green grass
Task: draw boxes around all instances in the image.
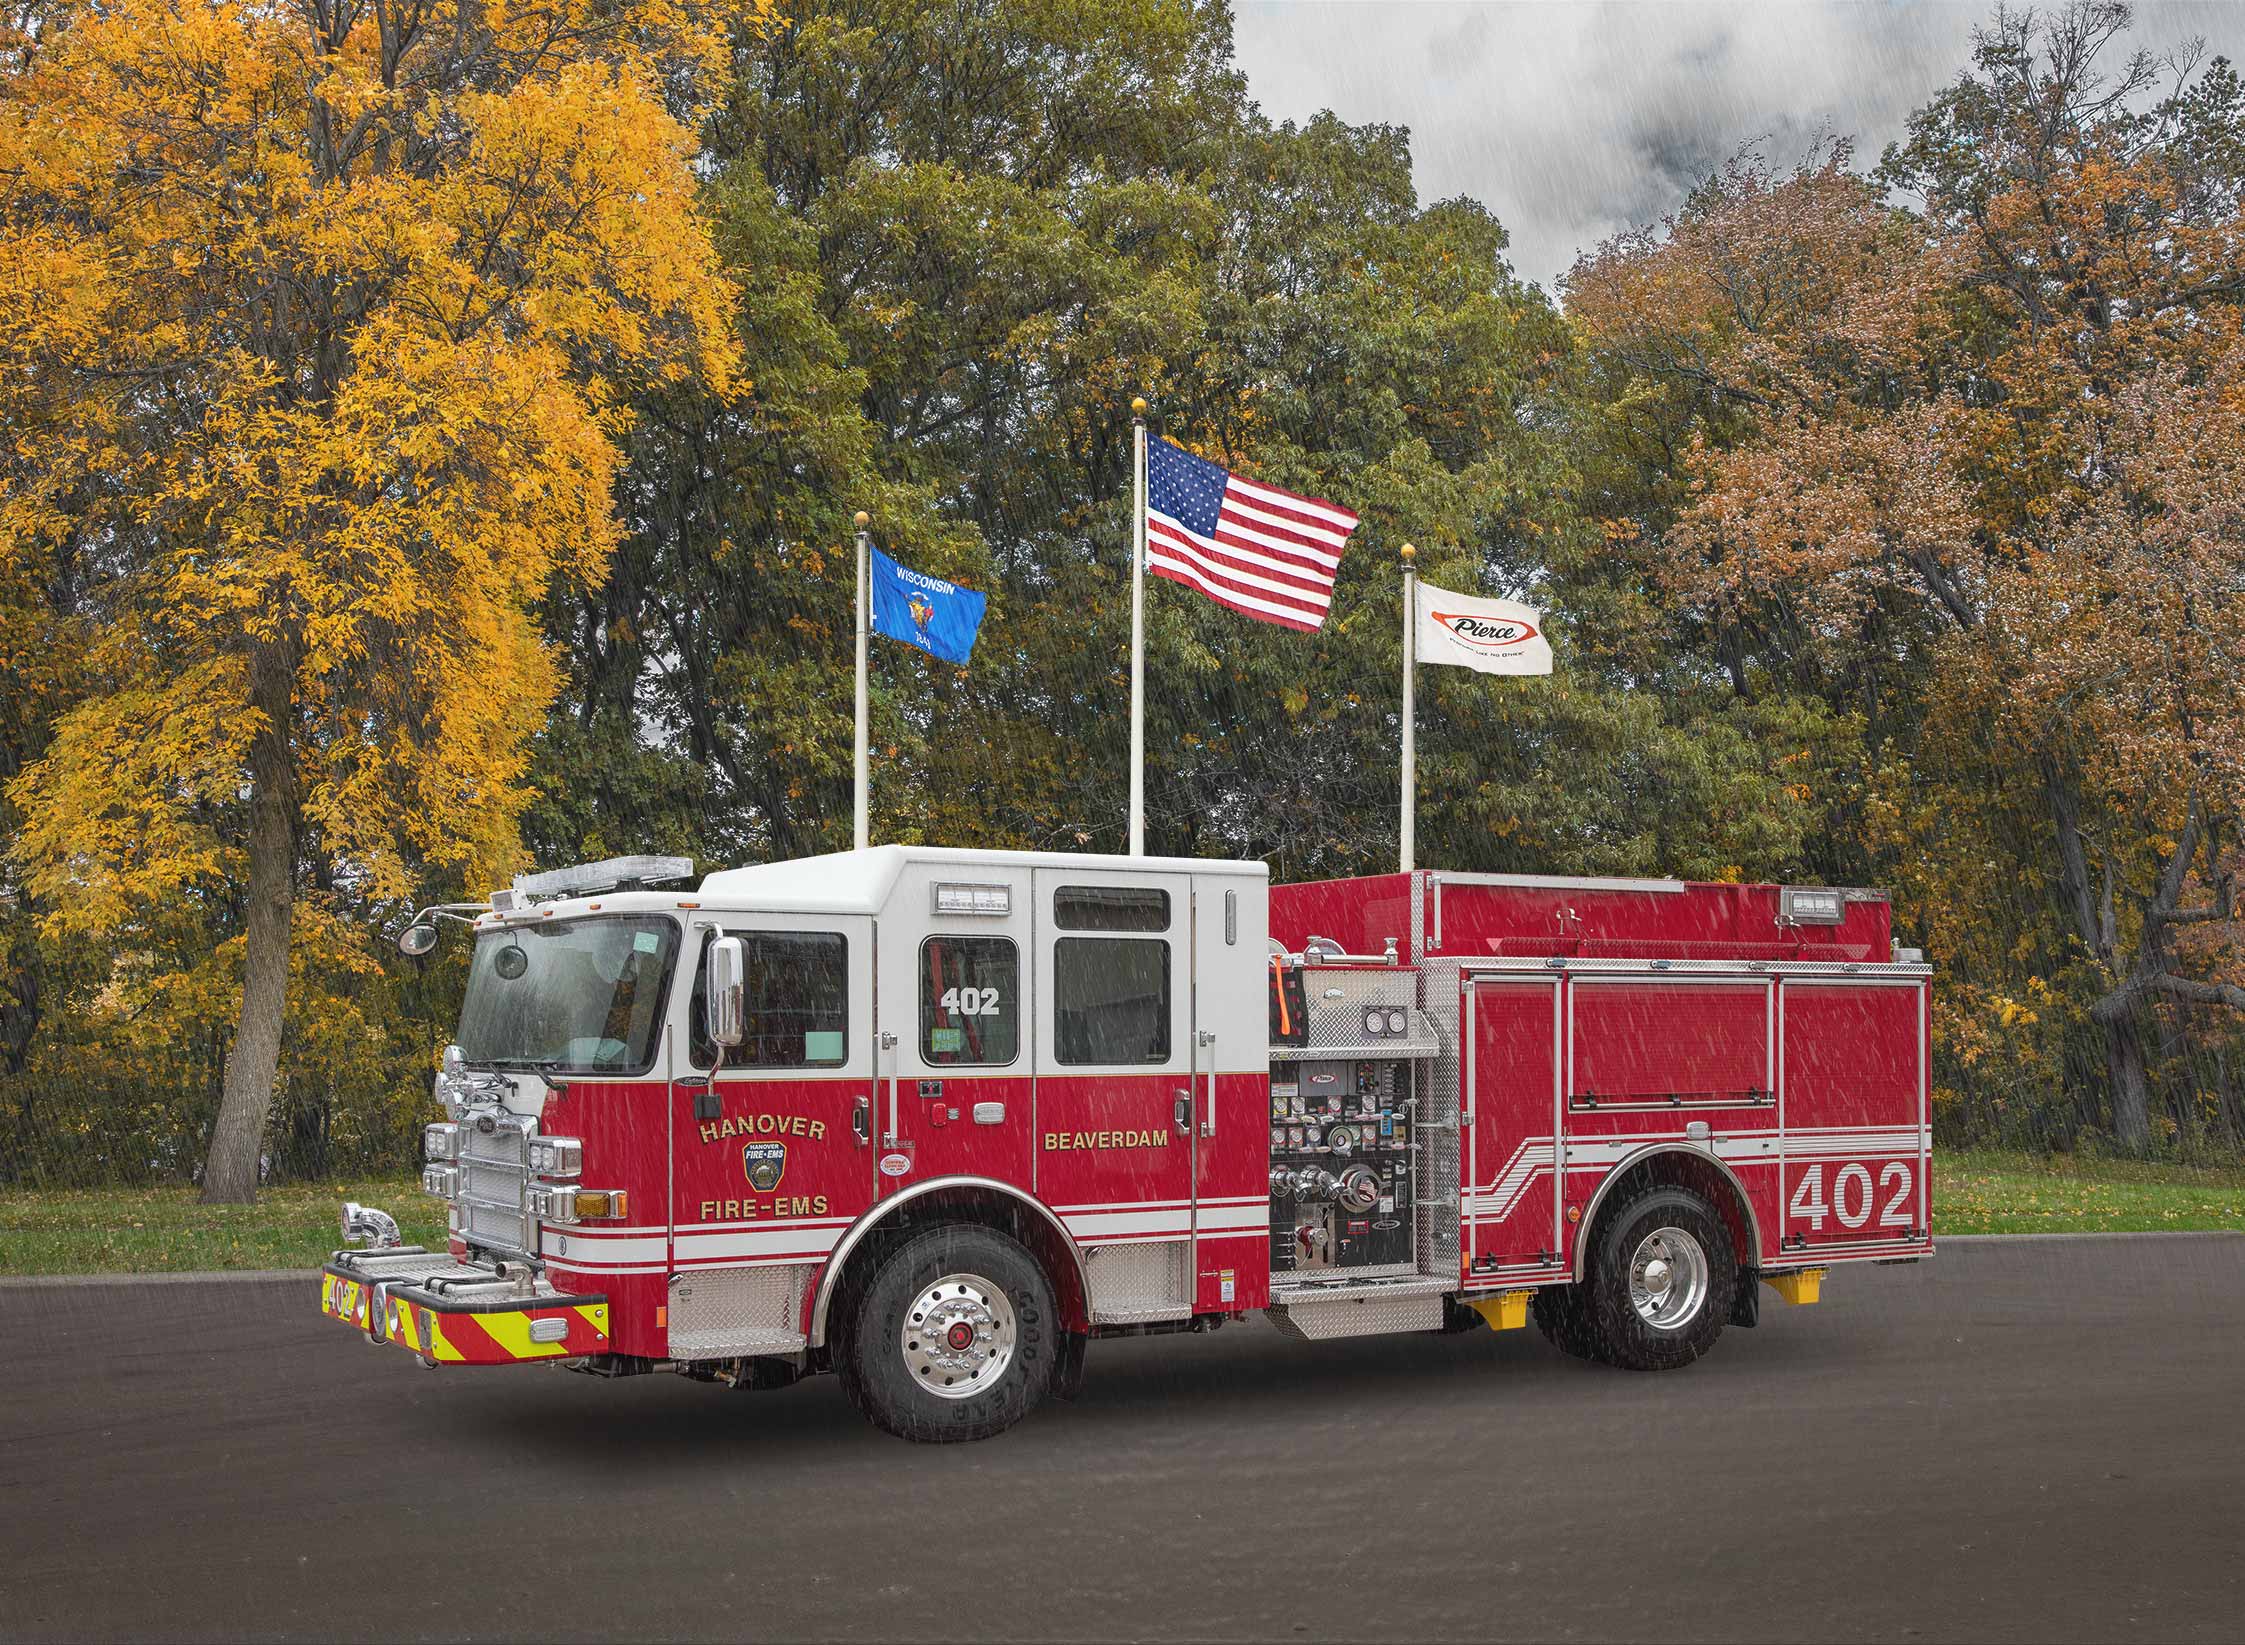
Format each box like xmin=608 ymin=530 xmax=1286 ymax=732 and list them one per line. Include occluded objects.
xmin=0 ymin=1179 xmax=443 ymax=1276
xmin=0 ymin=1154 xmax=2237 ymax=1275
xmin=1934 ymin=1149 xmax=2245 ymax=1235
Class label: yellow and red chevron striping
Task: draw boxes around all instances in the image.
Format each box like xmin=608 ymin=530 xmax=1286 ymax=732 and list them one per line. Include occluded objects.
xmin=318 ymin=1272 xmax=608 ymax=1364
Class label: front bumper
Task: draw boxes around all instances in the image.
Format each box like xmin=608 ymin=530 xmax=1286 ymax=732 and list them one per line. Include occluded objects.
xmin=320 ymin=1247 xmax=609 ymax=1365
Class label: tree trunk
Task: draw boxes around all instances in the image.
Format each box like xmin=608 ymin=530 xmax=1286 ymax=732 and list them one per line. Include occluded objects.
xmin=2103 ymin=1008 xmax=2152 ymax=1154
xmin=201 ymin=649 xmax=297 ymax=1204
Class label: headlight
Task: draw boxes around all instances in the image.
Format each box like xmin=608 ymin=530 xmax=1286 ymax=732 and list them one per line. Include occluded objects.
xmin=529 ymin=1136 xmax=582 ymax=1178
xmin=420 ymin=1163 xmax=459 ymax=1200
xmin=424 ymin=1122 xmax=458 ymax=1162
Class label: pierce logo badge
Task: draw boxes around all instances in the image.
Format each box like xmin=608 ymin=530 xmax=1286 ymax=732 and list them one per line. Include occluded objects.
xmin=1431 ymin=611 xmax=1540 ymax=652
xmin=743 ymin=1141 xmax=786 ymax=1193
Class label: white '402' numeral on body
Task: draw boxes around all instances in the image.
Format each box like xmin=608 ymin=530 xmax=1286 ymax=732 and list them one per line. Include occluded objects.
xmin=1788 ymin=1161 xmax=1915 ymax=1230
xmin=938 ymin=985 xmax=1002 ymax=1017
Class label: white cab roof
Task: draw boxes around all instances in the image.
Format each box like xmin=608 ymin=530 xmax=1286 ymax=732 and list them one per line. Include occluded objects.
xmin=697 ymin=845 xmax=1267 ymax=916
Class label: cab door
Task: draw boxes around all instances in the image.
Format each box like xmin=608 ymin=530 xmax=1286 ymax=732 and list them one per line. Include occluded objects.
xmin=670 ymin=916 xmax=876 ymax=1349
xmin=1031 ymin=869 xmax=1196 ymax=1305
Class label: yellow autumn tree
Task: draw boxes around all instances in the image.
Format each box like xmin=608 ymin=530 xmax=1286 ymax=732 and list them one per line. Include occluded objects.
xmin=0 ymin=0 xmax=751 ymax=1199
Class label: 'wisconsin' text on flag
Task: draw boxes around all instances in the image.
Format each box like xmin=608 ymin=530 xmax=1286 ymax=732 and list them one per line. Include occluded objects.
xmin=868 ymin=546 xmax=987 ymax=666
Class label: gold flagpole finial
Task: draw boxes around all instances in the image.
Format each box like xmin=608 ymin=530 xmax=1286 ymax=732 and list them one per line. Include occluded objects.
xmin=853 ymin=510 xmax=869 ymax=530
xmin=1400 ymin=542 xmax=1416 ymax=563
xmin=1131 ymin=396 xmax=1147 ymax=417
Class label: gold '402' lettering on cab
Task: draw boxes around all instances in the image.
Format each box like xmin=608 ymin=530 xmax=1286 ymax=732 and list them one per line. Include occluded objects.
xmin=699 ymin=1113 xmax=826 ymax=1144
xmin=1043 ymin=1129 xmax=1171 ymax=1151
xmin=699 ymin=1195 xmax=830 ymax=1220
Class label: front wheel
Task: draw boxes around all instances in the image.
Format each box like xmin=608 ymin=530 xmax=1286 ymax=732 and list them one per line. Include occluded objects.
xmin=839 ymin=1225 xmax=1056 ymax=1442
xmin=1582 ymin=1185 xmax=1736 ymax=1372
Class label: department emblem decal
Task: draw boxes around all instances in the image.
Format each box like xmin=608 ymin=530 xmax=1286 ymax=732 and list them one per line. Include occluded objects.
xmin=743 ymin=1141 xmax=787 ymax=1193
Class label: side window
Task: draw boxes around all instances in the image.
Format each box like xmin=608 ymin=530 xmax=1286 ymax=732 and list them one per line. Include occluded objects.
xmin=1053 ymin=937 xmax=1170 ymax=1065
xmin=692 ymin=931 xmax=849 ymax=1069
xmin=1053 ymin=885 xmax=1169 ymax=932
xmin=920 ymin=937 xmax=1020 ymax=1066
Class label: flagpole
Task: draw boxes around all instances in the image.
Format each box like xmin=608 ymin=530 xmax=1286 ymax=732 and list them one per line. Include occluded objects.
xmin=853 ymin=511 xmax=870 ymax=851
xmin=1129 ymin=397 xmax=1147 ymax=858
xmin=1400 ymin=542 xmax=1417 ymax=874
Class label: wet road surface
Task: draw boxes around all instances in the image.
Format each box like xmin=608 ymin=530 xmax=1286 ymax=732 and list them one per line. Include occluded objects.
xmin=3 ymin=1233 xmax=2240 ymax=1642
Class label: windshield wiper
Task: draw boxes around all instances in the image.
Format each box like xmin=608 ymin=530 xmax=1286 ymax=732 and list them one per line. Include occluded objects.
xmin=487 ymin=1058 xmax=574 ymax=1093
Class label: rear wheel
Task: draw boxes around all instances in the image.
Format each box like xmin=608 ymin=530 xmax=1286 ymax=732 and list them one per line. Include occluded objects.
xmin=1582 ymin=1185 xmax=1735 ymax=1372
xmin=839 ymin=1225 xmax=1056 ymax=1442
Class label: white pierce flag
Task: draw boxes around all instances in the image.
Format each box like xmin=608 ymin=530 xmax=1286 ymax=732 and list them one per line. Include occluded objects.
xmin=1413 ymin=581 xmax=1552 ymax=676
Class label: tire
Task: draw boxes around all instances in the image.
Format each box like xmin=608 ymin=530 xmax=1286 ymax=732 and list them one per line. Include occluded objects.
xmin=838 ymin=1224 xmax=1056 ymax=1442
xmin=1530 ymin=1281 xmax=1612 ymax=1364
xmin=1581 ymin=1184 xmax=1736 ymax=1372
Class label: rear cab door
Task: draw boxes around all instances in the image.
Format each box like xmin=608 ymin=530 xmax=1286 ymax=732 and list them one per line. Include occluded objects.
xmin=1031 ymin=868 xmax=1197 ymax=1320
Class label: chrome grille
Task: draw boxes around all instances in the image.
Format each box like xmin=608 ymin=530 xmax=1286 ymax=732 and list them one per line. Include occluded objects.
xmin=456 ymin=1111 xmax=535 ymax=1256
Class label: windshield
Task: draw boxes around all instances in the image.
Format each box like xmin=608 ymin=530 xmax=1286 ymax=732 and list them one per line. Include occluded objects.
xmin=456 ymin=916 xmax=679 ymax=1074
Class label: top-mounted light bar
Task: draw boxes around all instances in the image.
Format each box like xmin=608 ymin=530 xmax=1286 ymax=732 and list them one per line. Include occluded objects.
xmin=508 ymin=855 xmax=695 ymax=905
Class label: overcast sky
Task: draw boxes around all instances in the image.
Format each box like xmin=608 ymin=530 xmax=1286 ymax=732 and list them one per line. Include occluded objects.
xmin=1232 ymin=1 xmax=2245 ymax=295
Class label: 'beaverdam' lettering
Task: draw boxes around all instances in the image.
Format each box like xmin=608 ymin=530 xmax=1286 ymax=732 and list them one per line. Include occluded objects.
xmin=1042 ymin=1129 xmax=1171 ymax=1151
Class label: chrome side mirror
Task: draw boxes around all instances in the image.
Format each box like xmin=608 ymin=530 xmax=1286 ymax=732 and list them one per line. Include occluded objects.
xmin=398 ymin=923 xmax=439 ymax=957
xmin=706 ymin=935 xmax=746 ymax=1048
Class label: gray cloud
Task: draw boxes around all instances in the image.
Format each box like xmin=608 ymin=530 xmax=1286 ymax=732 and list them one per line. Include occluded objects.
xmin=1233 ymin=1 xmax=2245 ymax=293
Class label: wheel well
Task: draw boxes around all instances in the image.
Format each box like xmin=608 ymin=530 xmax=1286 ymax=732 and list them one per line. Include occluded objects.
xmin=811 ymin=1184 xmax=1091 ymax=1363
xmin=1577 ymin=1149 xmax=1760 ymax=1275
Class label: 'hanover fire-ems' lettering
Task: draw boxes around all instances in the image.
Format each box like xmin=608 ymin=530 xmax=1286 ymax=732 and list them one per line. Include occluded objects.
xmin=699 ymin=1113 xmax=826 ymax=1145
xmin=698 ymin=1195 xmax=831 ymax=1220
xmin=1042 ymin=1129 xmax=1171 ymax=1151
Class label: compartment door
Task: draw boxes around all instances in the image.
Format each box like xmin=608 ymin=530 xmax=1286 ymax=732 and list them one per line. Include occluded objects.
xmin=1464 ymin=975 xmax=1564 ymax=1283
xmin=1779 ymin=978 xmax=1930 ymax=1255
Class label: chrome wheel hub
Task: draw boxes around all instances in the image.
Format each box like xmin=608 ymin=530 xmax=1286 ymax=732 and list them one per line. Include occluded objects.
xmin=1628 ymin=1226 xmax=1709 ymax=1331
xmin=902 ymin=1272 xmax=1017 ymax=1400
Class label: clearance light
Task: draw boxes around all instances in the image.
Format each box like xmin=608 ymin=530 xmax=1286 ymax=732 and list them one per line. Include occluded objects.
xmin=531 ymin=1186 xmax=626 ymax=1224
xmin=932 ymin=882 xmax=1012 ymax=916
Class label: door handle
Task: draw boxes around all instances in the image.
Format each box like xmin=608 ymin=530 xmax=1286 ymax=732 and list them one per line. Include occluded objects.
xmin=1173 ymin=1091 xmax=1191 ymax=1133
xmin=852 ymin=1095 xmax=871 ymax=1147
xmin=1198 ymin=1030 xmax=1217 ymax=1138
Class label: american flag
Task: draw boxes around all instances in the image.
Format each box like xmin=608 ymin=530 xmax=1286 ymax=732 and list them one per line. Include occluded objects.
xmin=1145 ymin=437 xmax=1358 ymax=632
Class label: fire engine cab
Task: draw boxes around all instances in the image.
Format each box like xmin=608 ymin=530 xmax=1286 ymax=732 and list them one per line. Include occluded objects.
xmin=322 ymin=846 xmax=1932 ymax=1441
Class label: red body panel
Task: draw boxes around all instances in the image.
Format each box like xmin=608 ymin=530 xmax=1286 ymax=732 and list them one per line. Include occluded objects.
xmin=887 ymin=1073 xmax=1035 ymax=1191
xmin=1270 ymin=872 xmax=1894 ymax=966
xmin=673 ymin=1071 xmax=875 ymax=1265
xmin=1032 ymin=1073 xmax=1195 ymax=1230
xmin=1195 ymin=1070 xmax=1274 ymax=1311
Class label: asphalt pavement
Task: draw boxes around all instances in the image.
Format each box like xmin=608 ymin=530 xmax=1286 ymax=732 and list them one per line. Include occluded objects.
xmin=3 ymin=1233 xmax=2241 ymax=1643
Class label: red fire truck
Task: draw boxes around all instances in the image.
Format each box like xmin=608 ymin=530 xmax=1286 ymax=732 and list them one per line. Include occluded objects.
xmin=322 ymin=847 xmax=1931 ymax=1441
